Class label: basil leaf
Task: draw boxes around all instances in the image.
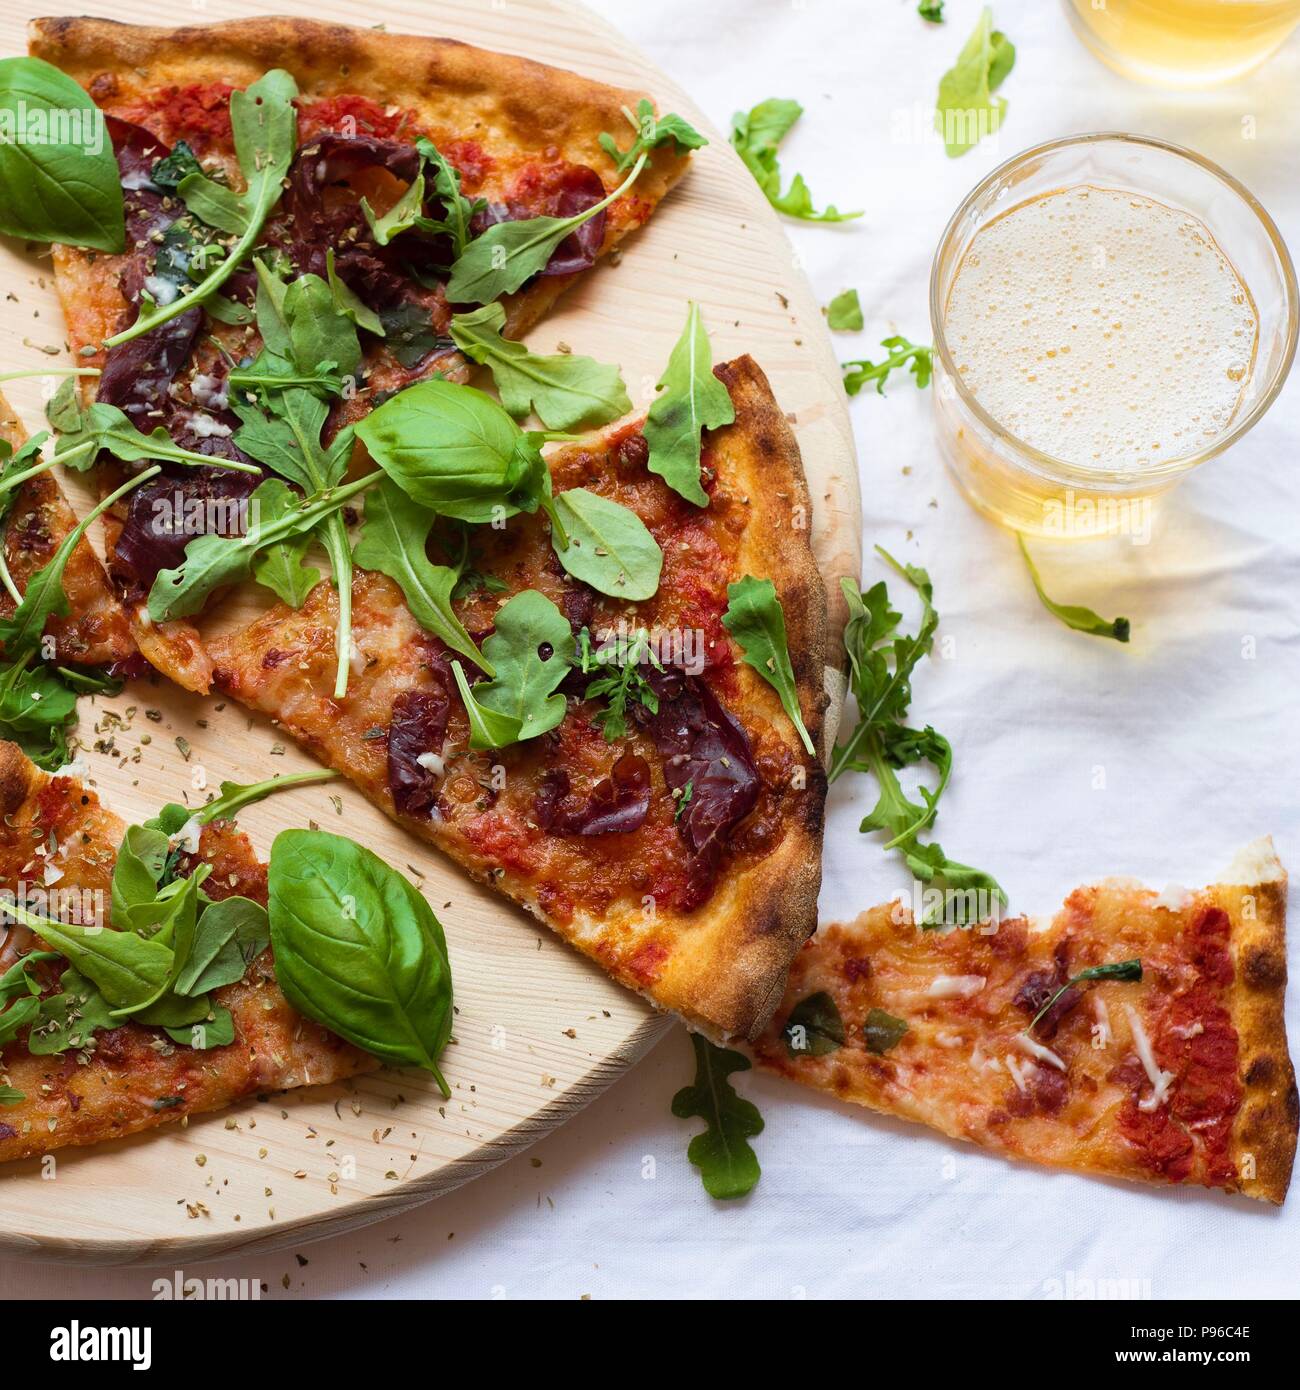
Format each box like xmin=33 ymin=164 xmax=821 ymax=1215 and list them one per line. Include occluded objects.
xmin=26 ymin=969 xmax=115 ymax=1054
xmin=671 ymin=1034 xmax=763 ymax=1200
xmin=598 ymin=98 xmax=707 ymax=174
xmin=935 ymin=7 xmax=1015 ymax=157
xmin=0 ymin=1085 xmax=23 ymax=1106
xmin=643 ymin=302 xmax=735 ymax=507
xmin=825 ymin=288 xmax=863 ymax=332
xmin=356 ymin=378 xmax=541 ymax=518
xmin=164 ymin=1004 xmax=235 ymax=1050
xmin=449 ymin=304 xmax=631 ymax=431
xmin=352 ymin=477 xmax=489 ymax=670
xmin=110 ymin=870 xmax=209 ymax=1019
xmin=550 ymin=487 xmax=662 ymax=600
xmin=268 ymin=829 xmax=454 ymax=1093
xmin=863 ymin=1008 xmax=909 ymax=1055
xmin=107 ymin=69 xmax=299 ymax=346
xmin=783 ymin=991 xmax=846 ymax=1057
xmin=149 ymin=139 xmax=202 ymax=192
xmin=454 ymin=589 xmax=574 ymax=749
xmin=377 ymin=301 xmax=453 ymax=368
xmin=445 ymin=156 xmax=646 ymax=304
xmin=723 ymin=575 xmax=815 ymax=755
xmin=842 ymin=336 xmax=933 ymax=396
xmin=283 ymin=274 xmax=362 ymax=383
xmin=0 ymin=57 xmax=124 ymax=251
xmin=730 ymin=99 xmax=862 ymax=223
xmin=1017 ymin=535 xmax=1131 ymax=643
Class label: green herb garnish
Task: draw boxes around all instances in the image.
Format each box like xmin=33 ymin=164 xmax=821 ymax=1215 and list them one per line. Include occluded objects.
xmin=935 ymin=7 xmax=1015 ymax=157
xmin=1029 ymin=959 xmax=1143 ymax=1033
xmin=1017 ymin=535 xmax=1131 ymax=642
xmin=842 ymin=337 xmax=933 ymax=396
xmin=825 ymin=289 xmax=864 ymax=332
xmin=722 ymin=575 xmax=815 ymax=755
xmin=730 ymin=99 xmax=862 ymax=223
xmin=783 ymin=992 xmax=846 ymax=1057
xmin=863 ymin=1008 xmax=909 ymax=1055
xmin=672 ymin=1033 xmax=763 ymax=1200
xmin=580 ymin=627 xmax=662 ymax=742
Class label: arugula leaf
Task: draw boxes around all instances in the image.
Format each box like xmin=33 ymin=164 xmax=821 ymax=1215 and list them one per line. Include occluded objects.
xmin=919 ymin=0 xmax=945 ymax=20
xmin=0 ymin=993 xmax=40 ymax=1047
xmin=783 ymin=991 xmax=845 ymax=1057
xmin=549 ymin=487 xmax=663 ymax=601
xmin=452 ymin=590 xmax=574 ymax=749
xmin=362 ymin=170 xmax=426 ymax=246
xmin=0 ymin=950 xmax=57 ymax=1006
xmin=832 ymin=548 xmax=1006 ymax=923
xmin=414 ymin=138 xmax=483 ymax=259
xmin=0 ymin=1085 xmax=23 ymax=1106
xmin=189 ymin=767 xmax=341 ymax=828
xmin=105 ymin=69 xmax=300 ymax=346
xmin=268 ymin=828 xmax=454 ymax=1094
xmin=174 ymin=898 xmax=269 ymax=997
xmin=164 ymin=1004 xmax=236 ymax=1050
xmin=449 ymin=303 xmax=631 ymax=430
xmin=671 ymin=1033 xmax=763 ymax=1200
xmin=1017 ymin=535 xmax=1131 ymax=642
xmin=863 ymin=1008 xmax=909 ymax=1055
xmin=0 ymin=57 xmax=124 ymax=251
xmin=643 ymin=301 xmax=735 ymax=506
xmin=0 ymin=659 xmax=78 ymax=771
xmin=49 ymin=401 xmax=261 ymax=476
xmin=579 ymin=627 xmax=661 ymax=741
xmin=1030 ymin=958 xmax=1143 ymax=1033
xmin=4 ymin=909 xmax=172 ymax=1014
xmin=825 ymin=288 xmax=864 ymax=332
xmin=253 ymin=531 xmax=320 ymax=608
xmin=935 ymin=7 xmax=1015 ymax=157
xmin=147 ymin=472 xmax=375 ymax=624
xmin=352 ymin=476 xmax=489 ymax=670
xmin=598 ymin=98 xmax=708 ymax=174
xmin=445 ymin=155 xmax=646 ymax=305
xmin=722 ymin=575 xmax=815 ymax=755
xmin=327 ymin=248 xmax=385 ymax=337
xmin=730 ymin=99 xmax=862 ymax=223
xmin=842 ymin=336 xmax=933 ymax=396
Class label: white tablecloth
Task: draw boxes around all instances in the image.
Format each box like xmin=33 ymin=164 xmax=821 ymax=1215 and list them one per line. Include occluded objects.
xmin=5 ymin=0 xmax=1300 ymax=1300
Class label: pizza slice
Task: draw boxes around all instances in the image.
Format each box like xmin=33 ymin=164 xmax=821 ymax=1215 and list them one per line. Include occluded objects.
xmin=198 ymin=355 xmax=828 ymax=1040
xmin=0 ymin=389 xmax=134 ymax=672
xmin=0 ymin=738 xmax=381 ymax=1162
xmin=29 ymin=14 xmax=697 ymax=692
xmin=751 ymin=842 xmax=1298 ymax=1202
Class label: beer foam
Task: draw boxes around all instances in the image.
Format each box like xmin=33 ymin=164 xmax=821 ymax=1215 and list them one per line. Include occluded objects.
xmin=944 ymin=185 xmax=1258 ymax=469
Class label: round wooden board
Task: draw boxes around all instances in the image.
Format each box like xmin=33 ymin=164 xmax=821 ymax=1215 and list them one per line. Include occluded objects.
xmin=0 ymin=0 xmax=861 ymax=1264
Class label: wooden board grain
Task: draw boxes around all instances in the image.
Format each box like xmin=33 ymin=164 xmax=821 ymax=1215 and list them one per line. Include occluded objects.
xmin=0 ymin=0 xmax=861 ymax=1264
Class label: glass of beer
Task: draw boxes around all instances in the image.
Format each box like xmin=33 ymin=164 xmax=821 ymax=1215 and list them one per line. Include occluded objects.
xmin=929 ymin=133 xmax=1297 ymax=538
xmin=1065 ymin=0 xmax=1300 ymax=88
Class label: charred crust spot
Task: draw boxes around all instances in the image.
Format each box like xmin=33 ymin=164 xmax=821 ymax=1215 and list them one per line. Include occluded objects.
xmin=1243 ymin=946 xmax=1286 ymax=990
xmin=1245 ymin=1055 xmax=1277 ymax=1086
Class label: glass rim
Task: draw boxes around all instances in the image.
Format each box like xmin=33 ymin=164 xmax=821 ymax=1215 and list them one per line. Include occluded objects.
xmin=928 ymin=131 xmax=1300 ymax=487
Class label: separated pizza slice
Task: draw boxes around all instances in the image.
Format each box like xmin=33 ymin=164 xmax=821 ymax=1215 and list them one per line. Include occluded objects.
xmin=30 ymin=15 xmax=697 ymax=692
xmin=198 ymin=355 xmax=828 ymax=1040
xmin=0 ymin=740 xmax=376 ymax=1162
xmin=751 ymin=842 xmax=1298 ymax=1202
xmin=0 ymin=388 xmax=134 ymax=671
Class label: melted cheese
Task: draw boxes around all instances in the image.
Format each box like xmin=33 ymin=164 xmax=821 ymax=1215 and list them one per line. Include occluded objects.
xmin=1125 ymin=1003 xmax=1176 ymax=1112
xmin=1014 ymin=1031 xmax=1066 ymax=1072
xmin=927 ymin=974 xmax=986 ymax=999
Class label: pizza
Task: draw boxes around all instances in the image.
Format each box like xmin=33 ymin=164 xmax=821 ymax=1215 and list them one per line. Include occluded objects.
xmin=0 ymin=740 xmax=374 ymax=1163
xmin=752 ymin=841 xmax=1298 ymax=1202
xmin=203 ymin=355 xmax=828 ymax=1039
xmin=0 ymin=389 xmax=134 ymax=672
xmin=31 ymin=14 xmax=695 ymax=690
